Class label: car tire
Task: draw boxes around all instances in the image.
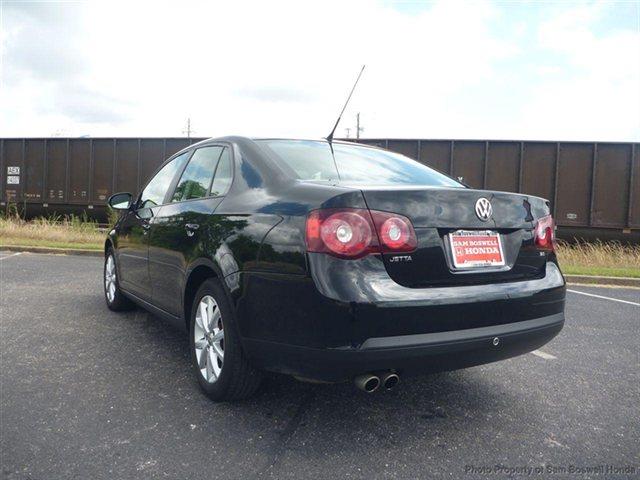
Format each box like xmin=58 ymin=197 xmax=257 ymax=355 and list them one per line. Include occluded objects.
xmin=190 ymin=278 xmax=262 ymax=401
xmin=104 ymin=248 xmax=135 ymax=311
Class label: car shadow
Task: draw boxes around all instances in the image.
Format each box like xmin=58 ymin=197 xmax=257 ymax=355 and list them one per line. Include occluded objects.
xmin=82 ymin=304 xmax=555 ymax=477
xmin=131 ymin=308 xmax=535 ymax=452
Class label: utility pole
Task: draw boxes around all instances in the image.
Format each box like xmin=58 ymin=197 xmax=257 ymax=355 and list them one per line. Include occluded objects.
xmin=344 ymin=127 xmax=351 ymax=138
xmin=356 ymin=113 xmax=364 ymax=139
xmin=182 ymin=118 xmax=194 ymax=138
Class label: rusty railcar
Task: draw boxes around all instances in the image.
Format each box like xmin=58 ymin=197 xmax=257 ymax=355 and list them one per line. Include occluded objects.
xmin=1 ymin=137 xmax=638 ymax=242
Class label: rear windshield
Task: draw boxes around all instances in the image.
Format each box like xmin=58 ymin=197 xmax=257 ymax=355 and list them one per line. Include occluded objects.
xmin=257 ymin=139 xmax=462 ymax=187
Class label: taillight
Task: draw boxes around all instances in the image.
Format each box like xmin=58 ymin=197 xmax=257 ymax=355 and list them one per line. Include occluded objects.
xmin=370 ymin=211 xmax=417 ymax=253
xmin=534 ymin=214 xmax=556 ymax=251
xmin=306 ymin=208 xmax=417 ymax=259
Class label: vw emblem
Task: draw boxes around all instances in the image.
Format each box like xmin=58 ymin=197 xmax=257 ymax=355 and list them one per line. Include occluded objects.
xmin=475 ymin=198 xmax=492 ymax=221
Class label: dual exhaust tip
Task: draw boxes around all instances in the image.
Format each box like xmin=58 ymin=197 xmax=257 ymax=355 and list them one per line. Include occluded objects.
xmin=354 ymin=371 xmax=400 ymax=393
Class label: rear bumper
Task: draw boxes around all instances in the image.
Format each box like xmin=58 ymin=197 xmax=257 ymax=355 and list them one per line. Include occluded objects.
xmin=244 ymin=312 xmax=564 ymax=382
xmin=236 ymin=256 xmax=565 ymax=382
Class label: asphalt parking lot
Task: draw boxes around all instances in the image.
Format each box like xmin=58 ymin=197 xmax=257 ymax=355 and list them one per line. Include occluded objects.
xmin=1 ymin=252 xmax=638 ymax=479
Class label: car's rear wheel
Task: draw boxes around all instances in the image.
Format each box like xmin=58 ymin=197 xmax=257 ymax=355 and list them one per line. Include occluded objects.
xmin=190 ymin=278 xmax=262 ymax=401
xmin=104 ymin=248 xmax=135 ymax=311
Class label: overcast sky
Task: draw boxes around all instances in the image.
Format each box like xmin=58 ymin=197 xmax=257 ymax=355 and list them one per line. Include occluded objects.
xmin=1 ymin=0 xmax=638 ymax=141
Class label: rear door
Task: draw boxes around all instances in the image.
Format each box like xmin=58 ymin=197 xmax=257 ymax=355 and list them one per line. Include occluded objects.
xmin=116 ymin=152 xmax=190 ymax=300
xmin=148 ymin=145 xmax=233 ymax=316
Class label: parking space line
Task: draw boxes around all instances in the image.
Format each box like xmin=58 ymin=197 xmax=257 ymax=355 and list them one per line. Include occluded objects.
xmin=0 ymin=252 xmax=22 ymax=261
xmin=567 ymin=289 xmax=640 ymax=307
xmin=531 ymin=349 xmax=557 ymax=360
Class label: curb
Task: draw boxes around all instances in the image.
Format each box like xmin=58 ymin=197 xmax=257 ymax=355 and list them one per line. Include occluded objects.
xmin=565 ymin=274 xmax=640 ymax=288
xmin=0 ymin=245 xmax=103 ymax=257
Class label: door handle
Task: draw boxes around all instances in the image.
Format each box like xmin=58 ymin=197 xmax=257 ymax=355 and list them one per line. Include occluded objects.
xmin=185 ymin=223 xmax=199 ymax=237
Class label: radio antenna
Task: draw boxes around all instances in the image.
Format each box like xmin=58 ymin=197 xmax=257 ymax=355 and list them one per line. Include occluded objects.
xmin=326 ymin=65 xmax=365 ymax=144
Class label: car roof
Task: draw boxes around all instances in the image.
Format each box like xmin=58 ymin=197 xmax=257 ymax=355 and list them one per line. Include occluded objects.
xmin=188 ymin=136 xmax=383 ymax=151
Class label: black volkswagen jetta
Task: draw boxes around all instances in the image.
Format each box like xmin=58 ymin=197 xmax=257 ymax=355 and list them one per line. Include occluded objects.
xmin=104 ymin=137 xmax=565 ymax=400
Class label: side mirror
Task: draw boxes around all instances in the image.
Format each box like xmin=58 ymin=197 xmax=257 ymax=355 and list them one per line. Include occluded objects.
xmin=108 ymin=192 xmax=133 ymax=210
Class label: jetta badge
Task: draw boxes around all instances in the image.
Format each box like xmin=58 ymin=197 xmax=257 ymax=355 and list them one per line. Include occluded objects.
xmin=475 ymin=198 xmax=492 ymax=221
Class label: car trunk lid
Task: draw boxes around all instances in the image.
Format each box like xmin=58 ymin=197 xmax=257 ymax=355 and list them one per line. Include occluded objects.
xmin=355 ymin=185 xmax=551 ymax=288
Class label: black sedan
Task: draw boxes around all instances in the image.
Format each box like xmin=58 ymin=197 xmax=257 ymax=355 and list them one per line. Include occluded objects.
xmin=104 ymin=137 xmax=565 ymax=401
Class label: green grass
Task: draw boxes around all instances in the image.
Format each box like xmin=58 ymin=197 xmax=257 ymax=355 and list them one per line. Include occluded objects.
xmin=0 ymin=212 xmax=105 ymax=252
xmin=556 ymin=240 xmax=640 ymax=279
xmin=562 ymin=265 xmax=640 ymax=279
xmin=0 ymin=237 xmax=103 ymax=251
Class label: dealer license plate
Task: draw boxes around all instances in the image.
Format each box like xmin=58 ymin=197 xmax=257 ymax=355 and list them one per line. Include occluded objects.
xmin=449 ymin=230 xmax=505 ymax=269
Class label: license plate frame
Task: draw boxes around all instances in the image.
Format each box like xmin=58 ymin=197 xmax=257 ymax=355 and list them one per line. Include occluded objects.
xmin=449 ymin=230 xmax=506 ymax=269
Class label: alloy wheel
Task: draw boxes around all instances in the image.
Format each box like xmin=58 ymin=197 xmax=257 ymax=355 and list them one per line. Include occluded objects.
xmin=105 ymin=255 xmax=116 ymax=303
xmin=194 ymin=295 xmax=225 ymax=383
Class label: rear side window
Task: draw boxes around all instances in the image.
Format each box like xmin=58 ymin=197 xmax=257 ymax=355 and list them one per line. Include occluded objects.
xmin=171 ymin=146 xmax=223 ymax=202
xmin=210 ymin=148 xmax=233 ymax=197
xmin=258 ymin=140 xmax=462 ymax=187
xmin=139 ymin=152 xmax=190 ymax=208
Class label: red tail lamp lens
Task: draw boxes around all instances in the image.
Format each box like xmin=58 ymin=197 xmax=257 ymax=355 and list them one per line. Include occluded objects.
xmin=320 ymin=211 xmax=373 ymax=256
xmin=534 ymin=214 xmax=556 ymax=251
xmin=306 ymin=208 xmax=417 ymax=258
xmin=370 ymin=211 xmax=417 ymax=252
xmin=306 ymin=209 xmax=375 ymax=258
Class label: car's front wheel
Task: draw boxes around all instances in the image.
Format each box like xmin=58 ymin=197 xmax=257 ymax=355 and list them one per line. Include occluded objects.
xmin=190 ymin=278 xmax=262 ymax=401
xmin=104 ymin=248 xmax=135 ymax=311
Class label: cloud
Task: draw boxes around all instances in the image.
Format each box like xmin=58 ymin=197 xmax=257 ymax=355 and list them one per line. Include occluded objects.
xmin=234 ymin=85 xmax=315 ymax=103
xmin=0 ymin=0 xmax=638 ymax=140
xmin=2 ymin=2 xmax=89 ymax=83
xmin=48 ymin=85 xmax=133 ymax=123
xmin=1 ymin=1 xmax=132 ymax=128
xmin=519 ymin=2 xmax=640 ymax=140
